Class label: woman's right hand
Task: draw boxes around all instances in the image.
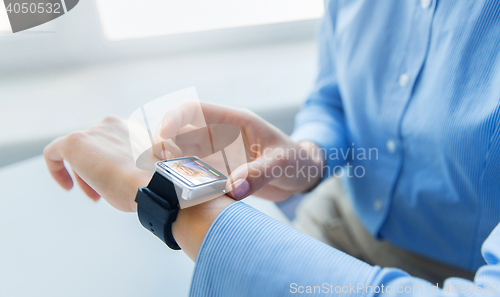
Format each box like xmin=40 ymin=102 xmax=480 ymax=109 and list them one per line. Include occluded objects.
xmin=153 ymin=101 xmax=325 ymax=202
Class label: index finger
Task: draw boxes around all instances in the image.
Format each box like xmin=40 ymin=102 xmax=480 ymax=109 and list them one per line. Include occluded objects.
xmin=159 ymin=101 xmax=249 ymax=140
xmin=158 ymin=101 xmax=206 ymax=140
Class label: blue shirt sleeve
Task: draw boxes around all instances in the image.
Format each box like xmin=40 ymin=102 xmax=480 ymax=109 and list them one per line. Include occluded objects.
xmin=190 ymin=201 xmax=381 ymax=296
xmin=190 ymin=202 xmax=500 ymax=297
xmin=373 ymin=223 xmax=500 ymax=296
xmin=291 ymin=0 xmax=348 ymax=173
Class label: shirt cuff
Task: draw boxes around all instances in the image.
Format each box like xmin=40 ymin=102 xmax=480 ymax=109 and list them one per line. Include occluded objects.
xmin=190 ymin=201 xmax=380 ymax=296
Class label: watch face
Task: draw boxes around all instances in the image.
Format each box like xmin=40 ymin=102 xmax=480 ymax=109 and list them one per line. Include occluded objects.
xmin=158 ymin=157 xmax=226 ymax=187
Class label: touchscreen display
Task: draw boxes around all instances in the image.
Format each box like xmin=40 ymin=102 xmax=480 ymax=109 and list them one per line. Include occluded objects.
xmin=160 ymin=157 xmax=226 ymax=187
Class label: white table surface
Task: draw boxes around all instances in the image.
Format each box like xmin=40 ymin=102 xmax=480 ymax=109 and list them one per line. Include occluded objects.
xmin=0 ymin=156 xmax=289 ymax=297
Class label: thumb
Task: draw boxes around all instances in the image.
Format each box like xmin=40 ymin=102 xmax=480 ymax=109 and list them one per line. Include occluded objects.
xmin=226 ymin=154 xmax=287 ymax=200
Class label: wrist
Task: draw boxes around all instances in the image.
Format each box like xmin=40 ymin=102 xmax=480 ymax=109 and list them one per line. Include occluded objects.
xmin=295 ymin=141 xmax=325 ymax=192
xmin=127 ymin=170 xmax=152 ymax=212
xmin=172 ymin=195 xmax=234 ymax=260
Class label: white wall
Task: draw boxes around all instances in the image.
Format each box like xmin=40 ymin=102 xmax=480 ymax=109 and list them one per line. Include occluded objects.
xmin=0 ymin=0 xmax=320 ymax=166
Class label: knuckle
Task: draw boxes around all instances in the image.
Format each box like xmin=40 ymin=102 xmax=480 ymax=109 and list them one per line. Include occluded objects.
xmin=42 ymin=145 xmax=51 ymax=156
xmin=185 ymin=100 xmax=200 ymax=108
xmin=242 ymin=107 xmax=259 ymax=120
xmin=179 ymin=100 xmax=199 ymax=113
xmin=237 ymin=108 xmax=257 ymax=125
xmin=102 ymin=115 xmax=120 ymax=123
xmin=66 ymin=131 xmax=85 ymax=143
xmin=235 ymin=107 xmax=251 ymax=116
xmin=273 ymin=155 xmax=288 ymax=167
xmin=243 ymin=108 xmax=256 ymax=117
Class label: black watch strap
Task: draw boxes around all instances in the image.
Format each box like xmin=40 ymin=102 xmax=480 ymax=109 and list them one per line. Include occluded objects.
xmin=135 ymin=172 xmax=181 ymax=250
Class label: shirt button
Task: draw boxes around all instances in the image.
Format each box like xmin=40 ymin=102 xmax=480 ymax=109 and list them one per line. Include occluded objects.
xmin=398 ymin=73 xmax=409 ymax=87
xmin=374 ymin=199 xmax=383 ymax=211
xmin=386 ymin=139 xmax=397 ymax=153
xmin=420 ymin=0 xmax=431 ymax=9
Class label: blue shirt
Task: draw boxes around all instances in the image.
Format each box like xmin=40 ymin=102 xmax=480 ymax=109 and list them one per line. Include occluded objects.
xmin=291 ymin=0 xmax=500 ymax=272
xmin=191 ymin=202 xmax=500 ymax=296
xmin=188 ymin=1 xmax=500 ymax=295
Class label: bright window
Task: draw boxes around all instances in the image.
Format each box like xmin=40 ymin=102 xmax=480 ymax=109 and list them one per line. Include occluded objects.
xmin=95 ymin=0 xmax=324 ymax=40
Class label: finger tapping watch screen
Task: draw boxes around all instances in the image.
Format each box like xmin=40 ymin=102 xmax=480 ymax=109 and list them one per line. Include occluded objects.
xmin=161 ymin=157 xmax=226 ymax=186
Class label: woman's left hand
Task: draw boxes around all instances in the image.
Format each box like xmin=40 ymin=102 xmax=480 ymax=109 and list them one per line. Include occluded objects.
xmin=43 ymin=116 xmax=153 ymax=212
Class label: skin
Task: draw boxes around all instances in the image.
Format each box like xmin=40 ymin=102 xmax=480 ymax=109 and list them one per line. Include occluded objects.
xmin=153 ymin=102 xmax=325 ymax=201
xmin=43 ymin=104 xmax=324 ymax=260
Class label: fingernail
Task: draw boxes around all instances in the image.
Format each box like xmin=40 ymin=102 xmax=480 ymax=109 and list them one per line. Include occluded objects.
xmin=161 ymin=150 xmax=173 ymax=160
xmin=229 ymin=179 xmax=250 ymax=200
xmin=165 ymin=150 xmax=173 ymax=159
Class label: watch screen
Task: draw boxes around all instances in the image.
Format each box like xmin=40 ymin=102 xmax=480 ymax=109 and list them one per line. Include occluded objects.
xmin=159 ymin=157 xmax=226 ymax=187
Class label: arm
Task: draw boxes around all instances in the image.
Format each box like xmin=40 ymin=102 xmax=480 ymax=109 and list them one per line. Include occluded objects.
xmin=43 ymin=116 xmax=500 ymax=296
xmin=189 ymin=201 xmax=380 ymax=296
xmin=291 ymin=0 xmax=349 ymax=174
xmin=373 ymin=225 xmax=500 ymax=296
xmin=41 ymin=115 xmax=373 ymax=295
xmin=189 ymin=201 xmax=500 ymax=296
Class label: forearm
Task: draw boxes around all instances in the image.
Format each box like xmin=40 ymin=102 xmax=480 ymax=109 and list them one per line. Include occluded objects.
xmin=187 ymin=202 xmax=500 ymax=297
xmin=190 ymin=201 xmax=380 ymax=296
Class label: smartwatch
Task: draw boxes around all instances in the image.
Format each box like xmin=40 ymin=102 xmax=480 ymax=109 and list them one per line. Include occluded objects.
xmin=135 ymin=157 xmax=227 ymax=249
